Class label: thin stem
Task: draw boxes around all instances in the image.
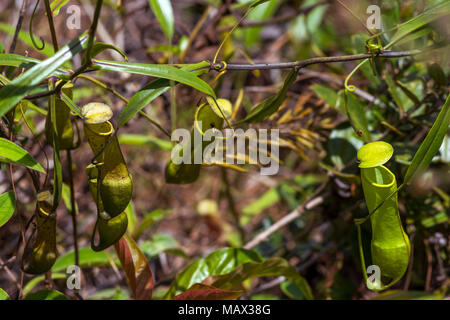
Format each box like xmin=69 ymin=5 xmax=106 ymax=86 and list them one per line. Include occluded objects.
xmin=43 ymin=0 xmax=59 ymax=52
xmin=66 ymin=150 xmax=79 ymax=266
xmin=220 ymin=167 xmax=245 ymax=243
xmin=8 ymin=0 xmax=28 ymax=54
xmin=211 ymin=49 xmax=423 ymax=71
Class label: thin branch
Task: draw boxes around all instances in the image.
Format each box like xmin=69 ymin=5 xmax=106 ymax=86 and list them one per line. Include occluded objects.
xmin=244 ymin=183 xmax=329 ymax=249
xmin=212 ymin=49 xmax=423 ymax=71
xmin=8 ymin=0 xmax=28 ymax=54
xmin=43 ymin=0 xmax=59 ymax=52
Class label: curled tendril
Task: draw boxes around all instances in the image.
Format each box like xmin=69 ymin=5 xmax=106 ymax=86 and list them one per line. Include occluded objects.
xmin=344 ymin=60 xmax=367 ymax=93
xmin=29 ymin=0 xmax=45 ymax=51
xmin=21 ymin=191 xmax=57 ymax=274
xmin=356 ymin=142 xmax=411 ymax=291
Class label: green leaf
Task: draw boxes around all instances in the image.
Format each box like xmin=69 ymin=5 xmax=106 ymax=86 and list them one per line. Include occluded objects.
xmin=385 ymin=73 xmax=406 ymax=117
xmin=172 ymin=283 xmax=243 ymax=300
xmin=22 ymin=273 xmax=66 ymax=296
xmin=132 ymin=209 xmax=171 ymax=239
xmin=0 ymin=23 xmax=54 ymax=58
xmin=344 ymin=91 xmax=372 ymax=143
xmin=240 ymin=188 xmax=280 ymax=226
xmin=117 ymin=61 xmax=210 ymax=127
xmin=280 ymin=280 xmax=304 ymax=300
xmin=140 ymin=233 xmax=178 ymax=258
xmin=239 ymin=68 xmax=297 ymax=124
xmin=149 ymin=0 xmax=174 ymax=40
xmin=249 ymin=0 xmax=271 ymax=8
xmin=204 ymin=257 xmax=313 ymax=300
xmin=60 ymin=90 xmax=83 ymax=117
xmin=0 ymin=191 xmax=15 ymax=228
xmin=118 ymin=134 xmax=173 ymax=151
xmin=24 ymin=289 xmax=67 ymax=300
xmin=0 ymin=54 xmax=69 ymax=77
xmin=310 ymin=84 xmax=337 ymax=107
xmin=50 ymin=0 xmax=70 ymax=16
xmin=83 ymin=42 xmax=128 ymax=64
xmin=92 ymin=59 xmax=215 ymax=99
xmin=386 ymin=1 xmax=450 ymax=48
xmin=372 ymin=290 xmax=443 ymax=300
xmin=0 ymin=288 xmax=9 ymax=300
xmin=0 ymin=34 xmax=88 ymax=118
xmin=52 ymin=247 xmax=115 ymax=272
xmin=0 ymin=138 xmax=45 ymax=172
xmin=164 ymin=248 xmax=263 ymax=299
xmin=403 ymin=94 xmax=450 ymax=184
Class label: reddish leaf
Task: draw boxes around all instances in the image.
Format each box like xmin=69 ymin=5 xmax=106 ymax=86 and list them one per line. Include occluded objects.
xmin=171 ymin=284 xmax=243 ymax=300
xmin=114 ymin=234 xmax=154 ymax=300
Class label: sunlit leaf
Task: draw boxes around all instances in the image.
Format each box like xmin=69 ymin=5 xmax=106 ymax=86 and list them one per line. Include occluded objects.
xmin=164 ymin=248 xmax=263 ymax=299
xmin=0 ymin=34 xmax=88 ymax=118
xmin=0 ymin=191 xmax=15 ymax=228
xmin=403 ymin=94 xmax=450 ymax=184
xmin=149 ymin=0 xmax=174 ymax=40
xmin=0 ymin=138 xmax=44 ymax=172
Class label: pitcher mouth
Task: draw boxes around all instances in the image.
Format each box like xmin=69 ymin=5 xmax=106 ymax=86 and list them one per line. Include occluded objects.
xmin=362 ymin=165 xmax=396 ymax=188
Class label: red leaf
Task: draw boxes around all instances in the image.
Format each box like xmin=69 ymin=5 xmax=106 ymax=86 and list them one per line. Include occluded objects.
xmin=171 ymin=284 xmax=242 ymax=300
xmin=114 ymin=234 xmax=154 ymax=300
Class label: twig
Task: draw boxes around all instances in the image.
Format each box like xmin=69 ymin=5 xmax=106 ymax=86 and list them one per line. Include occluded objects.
xmin=43 ymin=0 xmax=59 ymax=52
xmin=8 ymin=0 xmax=28 ymax=54
xmin=243 ymin=183 xmax=329 ymax=249
xmin=221 ymin=167 xmax=246 ymax=243
xmin=212 ymin=49 xmax=423 ymax=71
xmin=66 ymin=150 xmax=79 ymax=266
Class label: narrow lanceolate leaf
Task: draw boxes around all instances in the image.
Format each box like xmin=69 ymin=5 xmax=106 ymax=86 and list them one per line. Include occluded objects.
xmin=0 ymin=54 xmax=69 ymax=78
xmin=403 ymin=94 xmax=450 ymax=184
xmin=386 ymin=1 xmax=450 ymax=48
xmin=60 ymin=91 xmax=83 ymax=117
xmin=0 ymin=191 xmax=15 ymax=228
xmin=0 ymin=138 xmax=45 ymax=172
xmin=149 ymin=0 xmax=174 ymax=40
xmin=239 ymin=68 xmax=297 ymax=124
xmin=249 ymin=0 xmax=271 ymax=8
xmin=201 ymin=257 xmax=314 ymax=300
xmin=83 ymin=42 xmax=128 ymax=64
xmin=117 ymin=61 xmax=210 ymax=127
xmin=24 ymin=289 xmax=67 ymax=300
xmin=92 ymin=59 xmax=215 ymax=98
xmin=114 ymin=234 xmax=154 ymax=300
xmin=0 ymin=288 xmax=9 ymax=300
xmin=0 ymin=23 xmax=54 ymax=58
xmin=0 ymin=34 xmax=88 ymax=118
xmin=344 ymin=91 xmax=372 ymax=143
xmin=171 ymin=284 xmax=243 ymax=300
xmin=50 ymin=0 xmax=70 ymax=16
